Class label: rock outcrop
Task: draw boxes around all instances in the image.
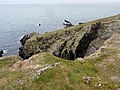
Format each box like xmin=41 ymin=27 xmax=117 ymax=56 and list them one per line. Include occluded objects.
xmin=19 ymin=32 xmax=39 ymax=59
xmin=20 ymin=32 xmax=39 ymax=45
xmin=19 ymin=14 xmax=120 ymax=60
xmin=63 ymin=20 xmax=74 ymax=28
xmin=0 ymin=50 xmax=3 ymax=57
xmin=53 ymin=22 xmax=101 ymax=60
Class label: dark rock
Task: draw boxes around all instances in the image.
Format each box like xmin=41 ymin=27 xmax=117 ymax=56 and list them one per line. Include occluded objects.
xmin=18 ymin=14 xmax=120 ymax=60
xmin=53 ymin=22 xmax=101 ymax=60
xmin=38 ymin=24 xmax=41 ymax=26
xmin=19 ymin=32 xmax=39 ymax=59
xmin=79 ymin=22 xmax=83 ymax=25
xmin=75 ymin=24 xmax=98 ymax=58
xmin=0 ymin=50 xmax=3 ymax=57
xmin=64 ymin=20 xmax=71 ymax=24
xmin=19 ymin=22 xmax=101 ymax=60
xmin=20 ymin=32 xmax=38 ymax=45
xmin=63 ymin=20 xmax=74 ymax=28
xmin=20 ymin=34 xmax=30 ymax=45
xmin=63 ymin=23 xmax=74 ymax=28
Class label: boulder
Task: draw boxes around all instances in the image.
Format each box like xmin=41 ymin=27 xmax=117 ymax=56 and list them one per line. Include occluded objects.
xmin=79 ymin=22 xmax=83 ymax=25
xmin=63 ymin=20 xmax=74 ymax=28
xmin=20 ymin=34 xmax=30 ymax=45
xmin=0 ymin=50 xmax=3 ymax=57
xmin=20 ymin=32 xmax=38 ymax=45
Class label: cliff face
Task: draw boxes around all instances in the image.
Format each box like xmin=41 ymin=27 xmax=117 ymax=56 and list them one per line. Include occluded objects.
xmin=0 ymin=14 xmax=120 ymax=90
xmin=0 ymin=34 xmax=120 ymax=90
xmin=52 ymin=22 xmax=101 ymax=60
xmin=19 ymin=32 xmax=39 ymax=59
xmin=19 ymin=14 xmax=120 ymax=60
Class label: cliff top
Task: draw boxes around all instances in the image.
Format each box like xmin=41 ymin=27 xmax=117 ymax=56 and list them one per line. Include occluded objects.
xmin=0 ymin=14 xmax=120 ymax=90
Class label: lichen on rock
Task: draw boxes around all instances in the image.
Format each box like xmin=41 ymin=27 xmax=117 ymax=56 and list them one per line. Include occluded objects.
xmin=18 ymin=14 xmax=120 ymax=60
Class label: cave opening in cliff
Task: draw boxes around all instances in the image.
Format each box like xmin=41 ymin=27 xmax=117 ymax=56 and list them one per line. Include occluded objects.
xmin=75 ymin=30 xmax=98 ymax=59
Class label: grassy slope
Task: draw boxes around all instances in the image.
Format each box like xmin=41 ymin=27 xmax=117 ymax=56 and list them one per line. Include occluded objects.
xmin=0 ymin=34 xmax=120 ymax=90
xmin=0 ymin=14 xmax=120 ymax=90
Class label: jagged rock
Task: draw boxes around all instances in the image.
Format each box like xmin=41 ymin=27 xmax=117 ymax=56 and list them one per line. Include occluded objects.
xmin=79 ymin=22 xmax=83 ymax=25
xmin=53 ymin=22 xmax=101 ymax=60
xmin=63 ymin=20 xmax=74 ymax=28
xmin=18 ymin=14 xmax=120 ymax=60
xmin=19 ymin=32 xmax=39 ymax=59
xmin=63 ymin=23 xmax=74 ymax=28
xmin=20 ymin=32 xmax=38 ymax=45
xmin=20 ymin=34 xmax=30 ymax=45
xmin=0 ymin=50 xmax=3 ymax=57
xmin=19 ymin=22 xmax=101 ymax=60
xmin=64 ymin=20 xmax=71 ymax=23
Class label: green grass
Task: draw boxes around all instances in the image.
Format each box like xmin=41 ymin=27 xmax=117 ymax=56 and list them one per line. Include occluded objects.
xmin=0 ymin=15 xmax=120 ymax=90
xmin=1 ymin=38 xmax=120 ymax=90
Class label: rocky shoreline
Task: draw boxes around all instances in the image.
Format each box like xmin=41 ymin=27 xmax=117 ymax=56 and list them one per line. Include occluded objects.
xmin=0 ymin=14 xmax=120 ymax=90
xmin=0 ymin=50 xmax=3 ymax=57
xmin=19 ymin=14 xmax=120 ymax=60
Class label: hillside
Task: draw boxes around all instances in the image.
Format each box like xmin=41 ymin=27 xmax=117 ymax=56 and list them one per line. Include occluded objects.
xmin=0 ymin=14 xmax=120 ymax=90
xmin=19 ymin=14 xmax=120 ymax=60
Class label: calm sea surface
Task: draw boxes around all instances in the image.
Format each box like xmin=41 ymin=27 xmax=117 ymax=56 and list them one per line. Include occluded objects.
xmin=0 ymin=3 xmax=120 ymax=56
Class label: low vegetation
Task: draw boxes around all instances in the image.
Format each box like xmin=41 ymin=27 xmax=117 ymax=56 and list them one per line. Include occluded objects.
xmin=0 ymin=34 xmax=120 ymax=90
xmin=0 ymin=14 xmax=120 ymax=90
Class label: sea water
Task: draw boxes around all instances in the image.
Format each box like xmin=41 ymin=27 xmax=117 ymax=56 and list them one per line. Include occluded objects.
xmin=0 ymin=3 xmax=120 ymax=56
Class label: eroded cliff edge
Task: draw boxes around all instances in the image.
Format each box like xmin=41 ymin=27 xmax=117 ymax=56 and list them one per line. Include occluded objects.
xmin=19 ymin=14 xmax=120 ymax=60
xmin=0 ymin=14 xmax=120 ymax=90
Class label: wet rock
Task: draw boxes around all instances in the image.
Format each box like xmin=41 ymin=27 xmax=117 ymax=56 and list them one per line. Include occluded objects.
xmin=79 ymin=22 xmax=83 ymax=25
xmin=20 ymin=32 xmax=38 ymax=45
xmin=63 ymin=20 xmax=74 ymax=28
xmin=63 ymin=23 xmax=74 ymax=28
xmin=20 ymin=34 xmax=30 ymax=45
xmin=0 ymin=50 xmax=3 ymax=57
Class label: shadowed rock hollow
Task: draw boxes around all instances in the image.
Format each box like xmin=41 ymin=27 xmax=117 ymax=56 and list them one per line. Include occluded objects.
xmin=19 ymin=14 xmax=120 ymax=60
xmin=53 ymin=22 xmax=101 ymax=60
xmin=1 ymin=14 xmax=120 ymax=90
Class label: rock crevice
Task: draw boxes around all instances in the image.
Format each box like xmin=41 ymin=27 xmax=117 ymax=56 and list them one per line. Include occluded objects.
xmin=19 ymin=15 xmax=120 ymax=60
xmin=19 ymin=22 xmax=102 ymax=60
xmin=53 ymin=22 xmax=101 ymax=60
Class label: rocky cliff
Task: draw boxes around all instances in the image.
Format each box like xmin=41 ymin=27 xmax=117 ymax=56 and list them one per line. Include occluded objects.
xmin=0 ymin=34 xmax=120 ymax=90
xmin=0 ymin=14 xmax=120 ymax=90
xmin=19 ymin=14 xmax=120 ymax=60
